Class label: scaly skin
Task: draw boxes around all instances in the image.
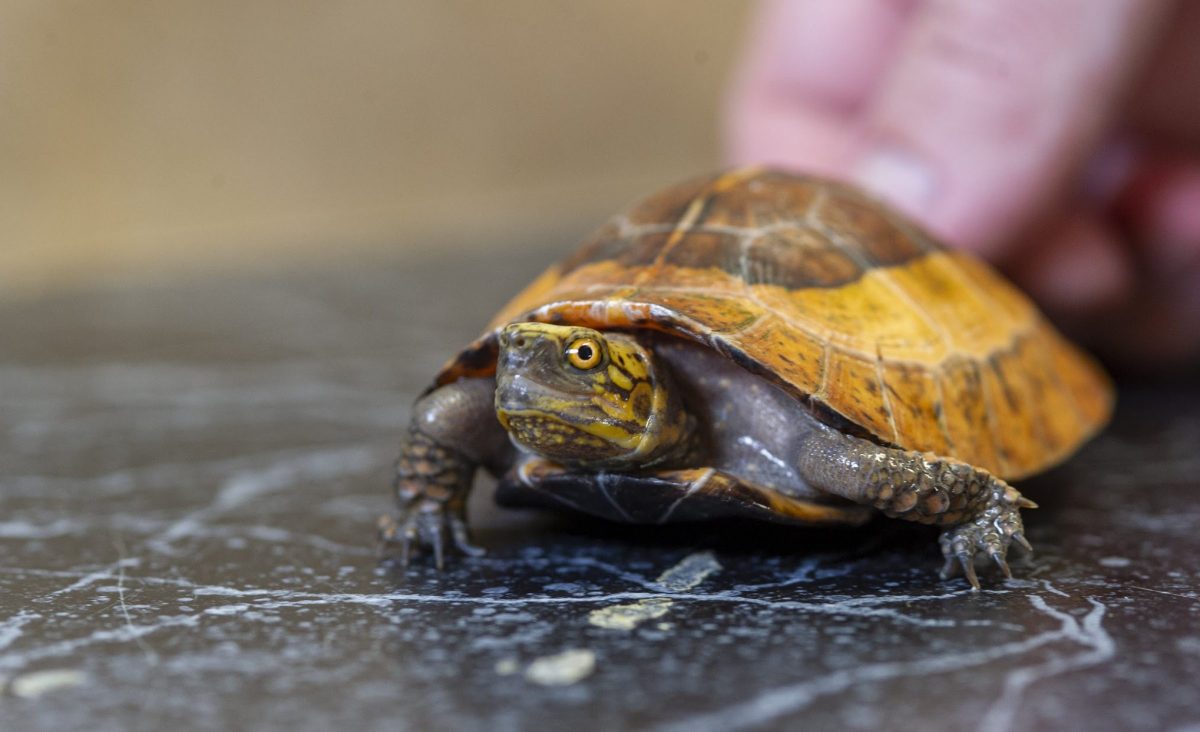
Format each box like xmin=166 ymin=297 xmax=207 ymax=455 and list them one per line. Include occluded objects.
xmin=378 ymin=377 xmax=506 ymax=569
xmin=797 ymin=430 xmax=1036 ymax=590
xmin=378 ymin=428 xmax=484 ymax=569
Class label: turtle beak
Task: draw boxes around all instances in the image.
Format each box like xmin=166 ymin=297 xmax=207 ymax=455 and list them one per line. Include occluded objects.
xmin=497 ymin=324 xmax=562 ymax=376
xmin=495 ymin=324 xmax=564 ymax=414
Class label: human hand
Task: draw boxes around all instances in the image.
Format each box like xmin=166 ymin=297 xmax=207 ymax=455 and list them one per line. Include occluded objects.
xmin=726 ymin=0 xmax=1200 ymax=365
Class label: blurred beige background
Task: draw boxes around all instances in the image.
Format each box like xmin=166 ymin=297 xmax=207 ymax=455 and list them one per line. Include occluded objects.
xmin=0 ymin=1 xmax=748 ymax=298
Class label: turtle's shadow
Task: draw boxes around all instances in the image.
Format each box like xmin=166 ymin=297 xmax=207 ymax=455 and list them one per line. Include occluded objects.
xmin=473 ymin=499 xmax=935 ymax=565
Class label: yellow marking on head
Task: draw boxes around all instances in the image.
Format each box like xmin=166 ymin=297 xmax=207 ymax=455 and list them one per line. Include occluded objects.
xmin=607 ymin=365 xmax=633 ymax=391
xmin=499 ymin=408 xmax=641 ymax=451
xmin=640 ymin=369 xmax=688 ymax=460
xmin=608 ymin=342 xmax=650 ymax=381
xmin=592 ymin=381 xmax=653 ymax=425
xmin=506 ymin=322 xmax=576 ymax=340
xmin=582 ymin=420 xmax=641 ymax=449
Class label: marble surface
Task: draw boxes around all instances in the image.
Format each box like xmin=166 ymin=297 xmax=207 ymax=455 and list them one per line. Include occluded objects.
xmin=1 ymin=251 xmax=1198 ymax=731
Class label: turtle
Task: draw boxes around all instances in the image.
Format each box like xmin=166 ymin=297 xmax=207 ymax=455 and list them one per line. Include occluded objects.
xmin=379 ymin=167 xmax=1113 ymax=590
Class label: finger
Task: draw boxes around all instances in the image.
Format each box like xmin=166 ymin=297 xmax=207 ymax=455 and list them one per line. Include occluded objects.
xmin=1115 ymin=154 xmax=1200 ymax=276
xmin=849 ymin=0 xmax=1168 ymax=256
xmin=725 ymin=0 xmax=915 ymax=173
xmin=1009 ymin=209 xmax=1134 ymax=317
xmin=1127 ymin=1 xmax=1200 ymax=146
xmin=1101 ymin=153 xmax=1200 ymax=364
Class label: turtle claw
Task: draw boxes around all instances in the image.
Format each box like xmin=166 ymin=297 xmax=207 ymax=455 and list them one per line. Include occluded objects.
xmin=938 ymin=482 xmax=1034 ymax=591
xmin=375 ymin=515 xmax=396 ymax=559
xmin=426 ymin=517 xmax=446 ymax=570
xmin=990 ymin=550 xmax=1013 ymax=579
xmin=961 ymin=554 xmax=980 ymax=592
xmin=451 ymin=519 xmax=487 ymax=557
xmin=378 ymin=498 xmax=483 ymax=571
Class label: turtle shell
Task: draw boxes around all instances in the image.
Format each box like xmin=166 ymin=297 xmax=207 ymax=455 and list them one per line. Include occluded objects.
xmin=435 ymin=168 xmax=1113 ymax=480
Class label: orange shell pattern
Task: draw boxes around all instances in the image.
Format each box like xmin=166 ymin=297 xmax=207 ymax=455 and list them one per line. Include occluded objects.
xmin=437 ymin=168 xmax=1113 ymax=480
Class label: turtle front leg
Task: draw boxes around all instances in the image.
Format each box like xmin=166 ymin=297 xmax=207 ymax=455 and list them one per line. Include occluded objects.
xmin=797 ymin=429 xmax=1036 ymax=590
xmin=379 ymin=377 xmax=511 ymax=569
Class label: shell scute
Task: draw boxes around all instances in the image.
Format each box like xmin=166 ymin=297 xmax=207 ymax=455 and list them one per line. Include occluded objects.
xmin=814 ymin=185 xmax=934 ymax=266
xmin=819 ymin=351 xmax=894 ymax=444
xmin=744 ymin=227 xmax=863 ymax=289
xmin=626 ymin=174 xmax=717 ymax=226
xmin=729 ymin=316 xmax=826 ymax=392
xmin=632 ymin=288 xmax=760 ymax=335
xmin=558 ymin=220 xmax=626 ymax=274
xmin=658 ymin=230 xmax=744 ymax=274
xmin=882 ymin=361 xmax=953 ymax=457
xmin=700 ymin=169 xmax=821 ymax=229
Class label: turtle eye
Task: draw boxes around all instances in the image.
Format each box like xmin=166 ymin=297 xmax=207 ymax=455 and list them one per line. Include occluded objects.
xmin=565 ymin=337 xmax=602 ymax=370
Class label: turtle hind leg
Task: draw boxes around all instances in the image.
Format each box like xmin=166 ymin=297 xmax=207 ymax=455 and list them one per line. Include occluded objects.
xmin=497 ymin=458 xmax=872 ymax=527
xmin=936 ymin=483 xmax=1036 ymax=588
xmin=797 ymin=430 xmax=1036 ymax=591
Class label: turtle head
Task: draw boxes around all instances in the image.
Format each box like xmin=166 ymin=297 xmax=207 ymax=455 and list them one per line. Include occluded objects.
xmin=494 ymin=322 xmax=693 ymax=469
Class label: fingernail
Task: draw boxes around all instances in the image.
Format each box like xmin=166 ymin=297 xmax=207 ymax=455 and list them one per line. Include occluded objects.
xmin=852 ymin=147 xmax=938 ymax=219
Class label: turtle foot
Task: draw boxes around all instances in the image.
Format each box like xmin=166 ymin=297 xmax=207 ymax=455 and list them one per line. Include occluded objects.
xmin=377 ymin=498 xmax=485 ymax=571
xmin=938 ymin=482 xmax=1035 ymax=591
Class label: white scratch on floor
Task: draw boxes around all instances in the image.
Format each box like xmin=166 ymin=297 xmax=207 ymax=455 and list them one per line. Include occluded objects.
xmin=116 ymin=551 xmax=159 ymax=665
xmin=0 ymin=615 xmax=201 ymax=673
xmin=1130 ymin=586 xmax=1199 ymax=601
xmin=524 ymin=649 xmax=596 ymax=686
xmin=0 ymin=611 xmax=39 ymax=652
xmin=147 ymin=445 xmax=375 ymax=553
xmin=137 ymin=583 xmax=990 ymax=629
xmin=47 ymin=564 xmax=123 ymax=598
xmin=0 ymin=519 xmax=84 ymax=539
xmin=1040 ymin=579 xmax=1071 ymax=598
xmin=650 ymin=594 xmax=1113 ymax=732
xmin=0 ymin=581 xmax=1024 ymax=677
xmin=977 ymin=596 xmax=1114 ymax=732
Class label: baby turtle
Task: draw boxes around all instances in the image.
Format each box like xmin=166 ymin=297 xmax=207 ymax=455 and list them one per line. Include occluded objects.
xmin=380 ymin=168 xmax=1113 ymax=590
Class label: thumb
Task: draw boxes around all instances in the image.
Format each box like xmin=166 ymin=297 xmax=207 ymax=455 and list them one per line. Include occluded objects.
xmin=848 ymin=0 xmax=1166 ymax=256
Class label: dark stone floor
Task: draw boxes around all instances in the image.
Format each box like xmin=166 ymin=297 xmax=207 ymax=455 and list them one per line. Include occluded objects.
xmin=1 ymin=249 xmax=1198 ymax=731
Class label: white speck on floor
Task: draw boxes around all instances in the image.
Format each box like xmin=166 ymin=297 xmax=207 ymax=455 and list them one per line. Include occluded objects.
xmin=656 ymin=551 xmax=722 ymax=592
xmin=524 ymin=649 xmax=596 ymax=686
xmin=10 ymin=669 xmax=88 ymax=699
xmin=588 ymin=598 xmax=674 ymax=631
